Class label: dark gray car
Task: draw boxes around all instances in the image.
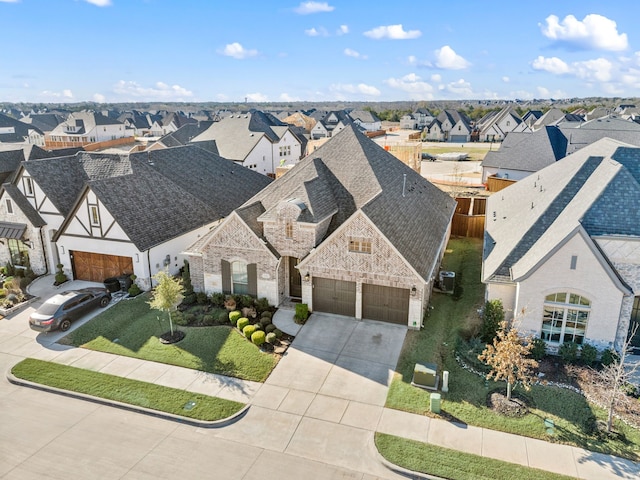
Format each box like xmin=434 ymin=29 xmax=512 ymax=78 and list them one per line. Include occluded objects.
xmin=29 ymin=288 xmax=111 ymax=333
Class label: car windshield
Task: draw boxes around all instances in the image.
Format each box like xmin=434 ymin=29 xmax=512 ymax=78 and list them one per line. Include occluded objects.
xmin=37 ymin=301 xmax=62 ymax=315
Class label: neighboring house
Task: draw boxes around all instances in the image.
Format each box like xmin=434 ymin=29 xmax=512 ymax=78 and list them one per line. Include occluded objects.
xmin=481 ymin=116 xmax=640 ymax=184
xmin=0 ymin=113 xmax=45 ymax=146
xmin=475 ymin=106 xmax=530 ymax=142
xmin=118 ymin=111 xmax=157 ymax=137
xmin=19 ymin=113 xmax=65 ymax=135
xmin=149 ymin=112 xmax=197 ymax=137
xmin=482 ymin=138 xmax=640 ymax=354
xmin=309 ymin=110 xmax=353 ymax=139
xmin=530 ymin=108 xmax=575 ymax=131
xmin=522 ymin=110 xmax=543 ymax=128
xmin=281 ymin=111 xmax=317 ymax=134
xmin=185 ymin=124 xmax=456 ymax=328
xmin=147 ymin=121 xmax=214 ymax=150
xmin=414 ymin=108 xmax=435 ymax=129
xmin=349 ymin=110 xmax=382 ymax=132
xmin=0 ymin=146 xmax=271 ymax=289
xmin=190 ymin=110 xmax=303 ymax=176
xmin=400 ymin=114 xmax=418 ymax=130
xmin=425 ymin=110 xmax=472 ymax=142
xmin=46 ymin=112 xmax=133 ymax=149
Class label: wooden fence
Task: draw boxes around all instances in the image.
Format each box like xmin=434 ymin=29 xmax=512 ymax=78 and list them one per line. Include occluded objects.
xmin=486 ymin=175 xmax=516 ymax=193
xmin=451 ymin=196 xmax=486 ymax=238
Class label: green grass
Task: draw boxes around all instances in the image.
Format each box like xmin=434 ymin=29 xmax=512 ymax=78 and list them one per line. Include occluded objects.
xmin=375 ymin=433 xmax=578 ymax=480
xmin=12 ymin=358 xmax=244 ymax=421
xmin=61 ymin=293 xmax=278 ymax=382
xmin=385 ymin=237 xmax=640 ymax=461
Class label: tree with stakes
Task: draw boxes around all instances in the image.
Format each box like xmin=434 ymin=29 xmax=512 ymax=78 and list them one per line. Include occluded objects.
xmin=148 ymin=269 xmax=184 ymax=343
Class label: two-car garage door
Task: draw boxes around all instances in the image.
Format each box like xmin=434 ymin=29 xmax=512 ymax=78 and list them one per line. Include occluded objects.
xmin=71 ymin=251 xmax=133 ymax=282
xmin=312 ymin=277 xmax=409 ymax=325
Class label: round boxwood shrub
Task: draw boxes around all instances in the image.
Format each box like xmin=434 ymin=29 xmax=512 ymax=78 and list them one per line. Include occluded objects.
xmin=229 ymin=310 xmax=242 ymax=324
xmin=559 ymin=341 xmax=579 ymax=364
xmin=601 ymin=348 xmax=619 ymax=366
xmin=218 ymin=311 xmax=229 ymax=324
xmin=261 ymin=311 xmax=273 ymax=320
xmin=529 ymin=337 xmax=547 ymax=361
xmin=243 ymin=324 xmax=257 ymax=339
xmin=265 ymin=324 xmax=277 ymax=333
xmin=237 ymin=317 xmax=250 ymax=331
xmin=580 ymin=343 xmax=598 ymax=367
xmin=196 ymin=292 xmax=209 ymax=305
xmin=172 ymin=311 xmax=188 ymax=326
xmin=274 ymin=328 xmax=283 ymax=339
xmin=266 ymin=332 xmax=277 ymax=344
xmin=202 ymin=314 xmax=215 ymax=326
xmin=260 ymin=316 xmax=272 ymax=328
xmin=251 ymin=330 xmax=266 ymax=346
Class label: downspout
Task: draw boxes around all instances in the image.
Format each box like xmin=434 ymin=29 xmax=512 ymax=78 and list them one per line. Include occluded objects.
xmin=147 ymin=247 xmax=153 ymax=291
xmin=38 ymin=227 xmax=49 ymax=275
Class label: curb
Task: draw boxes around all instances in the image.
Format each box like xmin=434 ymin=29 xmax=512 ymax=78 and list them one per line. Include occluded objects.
xmin=372 ymin=438 xmax=445 ymax=480
xmin=6 ymin=369 xmax=250 ymax=428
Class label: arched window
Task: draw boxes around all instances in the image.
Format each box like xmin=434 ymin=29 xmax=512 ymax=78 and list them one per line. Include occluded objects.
xmin=541 ymin=292 xmax=591 ymax=344
xmin=231 ymin=261 xmax=248 ymax=295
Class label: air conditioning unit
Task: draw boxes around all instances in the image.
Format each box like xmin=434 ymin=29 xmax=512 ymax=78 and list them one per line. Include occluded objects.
xmin=439 ymin=271 xmax=455 ymax=293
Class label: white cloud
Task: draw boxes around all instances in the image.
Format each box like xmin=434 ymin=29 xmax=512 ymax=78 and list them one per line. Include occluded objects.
xmin=536 ymin=86 xmax=568 ymax=99
xmin=540 ymin=14 xmax=628 ymax=51
xmin=344 ymin=48 xmax=367 ymax=60
xmin=218 ymin=42 xmax=258 ymax=59
xmin=364 ymin=24 xmax=421 ymax=40
xmin=502 ymin=76 xmax=510 ymax=83
xmin=337 ymin=25 xmax=349 ymax=35
xmin=329 ymin=83 xmax=381 ymax=97
xmin=294 ymin=2 xmax=334 ymax=14
xmin=384 ymin=73 xmax=434 ymax=99
xmin=434 ymin=45 xmax=470 ymax=70
xmin=442 ymin=79 xmax=473 ymax=97
xmin=246 ymin=92 xmax=268 ymax=102
xmin=0 ymin=0 xmax=21 ymax=3
xmin=279 ymin=92 xmax=301 ymax=102
xmin=531 ymin=56 xmax=570 ymax=74
xmin=431 ymin=74 xmax=441 ymax=82
xmin=304 ymin=27 xmax=328 ymax=37
xmin=93 ymin=93 xmax=106 ymax=103
xmin=113 ymin=81 xmax=193 ymax=100
xmin=38 ymin=89 xmax=74 ymax=100
xmin=574 ymin=58 xmax=613 ymax=82
xmin=84 ymin=0 xmax=112 ymax=6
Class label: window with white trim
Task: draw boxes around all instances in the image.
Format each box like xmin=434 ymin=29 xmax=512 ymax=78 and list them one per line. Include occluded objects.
xmin=541 ymin=292 xmax=591 ymax=345
xmin=6 ymin=199 xmax=13 ymax=214
xmin=348 ymin=237 xmax=372 ymax=254
xmin=24 ymin=177 xmax=34 ymax=197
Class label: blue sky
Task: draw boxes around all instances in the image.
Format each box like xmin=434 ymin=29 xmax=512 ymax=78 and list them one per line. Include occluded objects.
xmin=1 ymin=0 xmax=639 ymax=103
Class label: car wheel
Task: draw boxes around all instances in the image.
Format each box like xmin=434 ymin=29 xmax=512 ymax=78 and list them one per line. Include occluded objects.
xmin=59 ymin=319 xmax=72 ymax=332
xmin=99 ymin=296 xmax=110 ymax=308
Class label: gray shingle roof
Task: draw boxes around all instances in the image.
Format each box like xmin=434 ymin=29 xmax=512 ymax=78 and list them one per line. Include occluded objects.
xmin=1 ymin=183 xmax=45 ymax=227
xmin=234 ymin=124 xmax=456 ymax=280
xmin=0 ymin=113 xmax=43 ymax=143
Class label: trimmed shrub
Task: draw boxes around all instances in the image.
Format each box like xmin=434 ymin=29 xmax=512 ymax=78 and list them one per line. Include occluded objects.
xmin=196 ymin=292 xmax=209 ymax=305
xmin=265 ymin=324 xmax=277 ymax=333
xmin=54 ymin=263 xmax=67 ymax=285
xmin=529 ymin=337 xmax=547 ymax=361
xmin=210 ymin=292 xmax=225 ymax=307
xmin=183 ymin=313 xmax=196 ymax=325
xmin=255 ymin=297 xmax=270 ymax=312
xmin=182 ymin=293 xmax=197 ymax=305
xmin=480 ymin=299 xmax=504 ymax=344
xmin=236 ymin=317 xmax=250 ymax=331
xmin=274 ymin=328 xmax=283 ymax=339
xmin=294 ymin=303 xmax=309 ymax=324
xmin=266 ymin=332 xmax=277 ymax=344
xmin=261 ymin=311 xmax=273 ymax=320
xmin=218 ymin=311 xmax=229 ymax=324
xmin=601 ymin=348 xmax=619 ymax=367
xmin=128 ymin=283 xmax=142 ymax=297
xmin=251 ymin=330 xmax=266 ymax=346
xmin=202 ymin=314 xmax=215 ymax=326
xmin=559 ymin=341 xmax=579 ymax=364
xmin=580 ymin=343 xmax=598 ymax=367
xmin=243 ymin=324 xmax=257 ymax=339
xmin=182 ymin=260 xmax=194 ymax=296
xmin=172 ymin=311 xmax=188 ymax=326
xmin=240 ymin=295 xmax=254 ymax=309
xmin=259 ymin=316 xmax=272 ymax=328
xmin=229 ymin=310 xmax=242 ymax=324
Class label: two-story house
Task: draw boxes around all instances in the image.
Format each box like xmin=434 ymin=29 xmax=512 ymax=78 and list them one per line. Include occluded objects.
xmin=45 ymin=112 xmax=134 ymax=149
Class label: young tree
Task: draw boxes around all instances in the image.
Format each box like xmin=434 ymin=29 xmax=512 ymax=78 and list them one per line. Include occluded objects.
xmin=478 ymin=320 xmax=538 ymax=401
xmin=148 ymin=270 xmax=184 ymax=337
xmin=592 ymin=323 xmax=639 ymax=433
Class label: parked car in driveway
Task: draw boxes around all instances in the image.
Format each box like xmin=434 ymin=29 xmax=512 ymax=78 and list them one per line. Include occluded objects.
xmin=29 ymin=288 xmax=111 ymax=333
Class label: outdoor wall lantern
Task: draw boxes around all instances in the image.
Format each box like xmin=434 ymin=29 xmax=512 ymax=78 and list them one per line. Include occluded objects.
xmin=22 ymin=239 xmax=33 ymax=249
xmin=135 ymin=253 xmax=140 ymax=263
xmin=304 ymin=272 xmax=310 ymax=282
xmin=411 ymin=285 xmax=417 ymax=296
xmin=163 ymin=254 xmax=171 ymax=267
xmin=60 ymin=246 xmax=65 ymax=254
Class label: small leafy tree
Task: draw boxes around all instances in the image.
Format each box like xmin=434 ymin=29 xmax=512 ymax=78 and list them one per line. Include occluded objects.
xmin=480 ymin=299 xmax=505 ymax=344
xmin=478 ymin=320 xmax=538 ymax=401
xmin=148 ymin=270 xmax=184 ymax=337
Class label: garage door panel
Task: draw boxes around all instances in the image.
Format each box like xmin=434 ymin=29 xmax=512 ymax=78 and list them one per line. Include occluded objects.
xmin=72 ymin=251 xmax=133 ymax=282
xmin=363 ymin=284 xmax=409 ymax=325
xmin=313 ymin=277 xmax=356 ymax=317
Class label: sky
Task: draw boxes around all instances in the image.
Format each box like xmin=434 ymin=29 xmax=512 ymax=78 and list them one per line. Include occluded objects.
xmin=1 ymin=0 xmax=640 ymax=104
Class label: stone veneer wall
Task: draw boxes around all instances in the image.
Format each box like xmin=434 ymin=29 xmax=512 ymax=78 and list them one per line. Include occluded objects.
xmin=0 ymin=198 xmax=47 ymax=275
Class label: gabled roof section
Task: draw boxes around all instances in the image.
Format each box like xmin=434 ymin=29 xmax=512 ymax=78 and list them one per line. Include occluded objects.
xmin=0 ymin=113 xmax=43 ymax=143
xmin=1 ymin=183 xmax=45 ymax=227
xmin=157 ymin=122 xmax=213 ymax=148
xmin=349 ymin=110 xmax=381 ymax=123
xmin=560 ymin=116 xmax=640 ymax=155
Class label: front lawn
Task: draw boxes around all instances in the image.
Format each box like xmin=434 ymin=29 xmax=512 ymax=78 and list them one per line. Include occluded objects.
xmin=12 ymin=358 xmax=244 ymax=421
xmin=61 ymin=293 xmax=278 ymax=382
xmin=385 ymin=237 xmax=640 ymax=461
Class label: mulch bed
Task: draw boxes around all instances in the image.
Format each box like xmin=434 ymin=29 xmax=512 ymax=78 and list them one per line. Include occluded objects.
xmin=487 ymin=391 xmax=529 ymax=417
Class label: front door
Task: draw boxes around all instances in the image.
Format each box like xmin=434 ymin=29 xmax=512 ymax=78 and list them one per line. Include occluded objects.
xmin=289 ymin=256 xmax=302 ymax=298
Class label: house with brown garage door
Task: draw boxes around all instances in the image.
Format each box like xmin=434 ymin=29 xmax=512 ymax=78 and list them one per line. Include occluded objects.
xmin=0 ymin=146 xmax=270 ymax=289
xmin=185 ymin=124 xmax=456 ymax=328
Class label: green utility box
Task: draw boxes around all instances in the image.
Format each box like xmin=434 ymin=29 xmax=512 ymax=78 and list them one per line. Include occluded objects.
xmin=430 ymin=393 xmax=441 ymax=414
xmin=411 ymin=362 xmax=439 ymax=390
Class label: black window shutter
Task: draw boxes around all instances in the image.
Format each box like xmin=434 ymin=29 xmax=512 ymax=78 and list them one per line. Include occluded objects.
xmin=247 ymin=263 xmax=257 ymax=297
xmin=221 ymin=260 xmax=231 ymax=294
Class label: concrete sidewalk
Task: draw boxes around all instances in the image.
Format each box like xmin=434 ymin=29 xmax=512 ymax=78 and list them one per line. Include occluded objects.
xmin=6 ymin=277 xmax=640 ymax=479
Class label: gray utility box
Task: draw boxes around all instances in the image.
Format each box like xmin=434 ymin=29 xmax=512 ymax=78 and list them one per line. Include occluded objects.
xmin=411 ymin=362 xmax=439 ymax=391
xmin=439 ymin=271 xmax=455 ymax=293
